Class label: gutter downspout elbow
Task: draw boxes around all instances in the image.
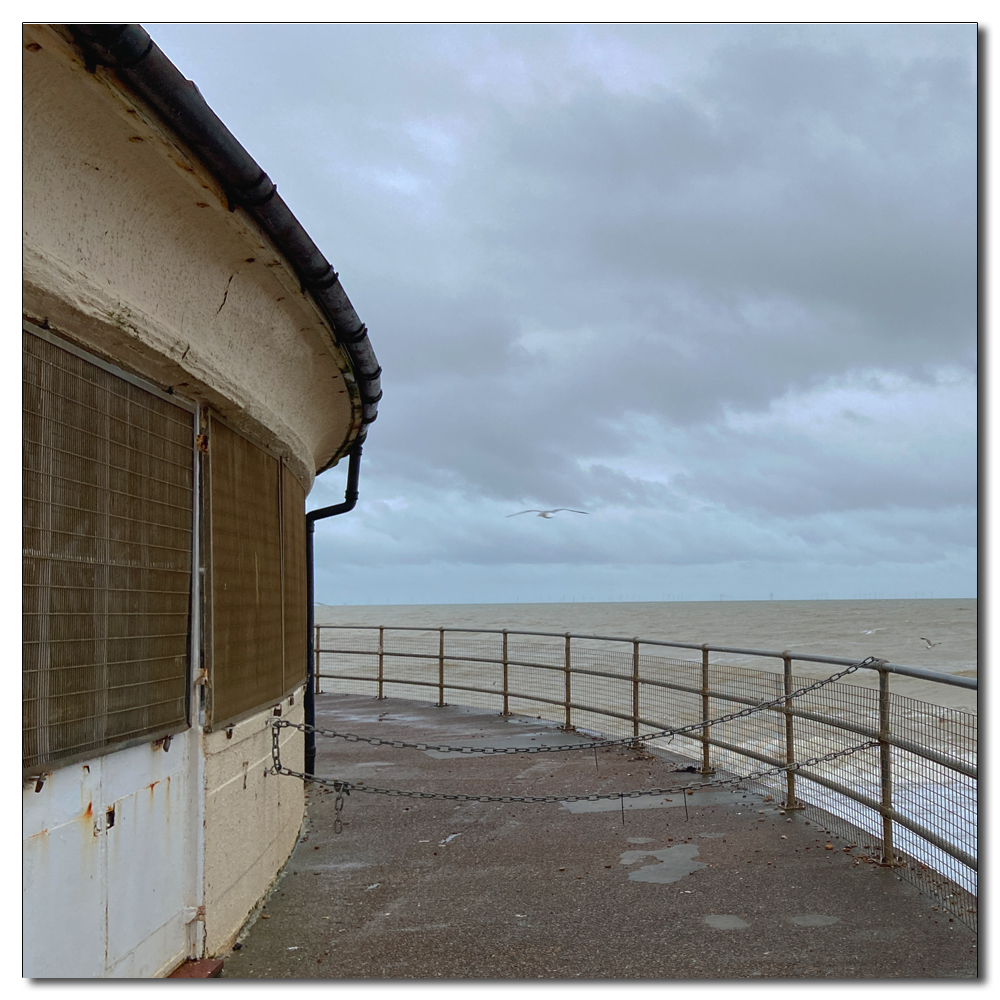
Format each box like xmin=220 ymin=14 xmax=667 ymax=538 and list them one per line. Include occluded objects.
xmin=304 ymin=443 xmax=362 ymax=775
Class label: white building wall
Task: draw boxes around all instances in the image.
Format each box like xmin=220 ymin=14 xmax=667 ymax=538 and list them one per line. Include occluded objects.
xmin=202 ymin=691 xmax=305 ymax=955
xmin=23 ymin=729 xmax=200 ymax=978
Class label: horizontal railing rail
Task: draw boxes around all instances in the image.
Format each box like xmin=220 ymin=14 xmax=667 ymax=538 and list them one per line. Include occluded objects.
xmin=315 ymin=624 xmax=977 ymax=689
xmin=312 ymin=623 xmax=977 ymax=926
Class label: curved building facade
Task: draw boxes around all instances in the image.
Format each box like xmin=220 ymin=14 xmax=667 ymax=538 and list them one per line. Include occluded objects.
xmin=22 ymin=23 xmax=378 ymax=976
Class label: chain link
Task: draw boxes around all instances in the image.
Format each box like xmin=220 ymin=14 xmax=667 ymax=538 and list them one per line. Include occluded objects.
xmin=273 ymin=720 xmax=352 ymax=833
xmin=272 ymin=740 xmax=880 ymax=803
xmin=333 ymin=791 xmax=345 ymax=835
xmin=275 ymin=656 xmax=883 ymax=757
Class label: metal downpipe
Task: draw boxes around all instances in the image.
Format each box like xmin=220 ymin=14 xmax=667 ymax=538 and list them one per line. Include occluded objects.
xmin=305 ymin=443 xmax=362 ymax=775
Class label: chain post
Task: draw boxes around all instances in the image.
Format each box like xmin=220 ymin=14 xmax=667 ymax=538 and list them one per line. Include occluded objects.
xmin=561 ymin=633 xmax=573 ymax=730
xmin=699 ymin=644 xmax=714 ymax=775
xmin=878 ymin=664 xmax=896 ymax=865
xmin=437 ymin=627 xmax=446 ymax=707
xmin=782 ymin=652 xmax=803 ymax=809
xmin=501 ymin=630 xmax=510 ymax=716
xmin=377 ymin=626 xmax=385 ymax=700
xmin=314 ymin=625 xmax=321 ymax=695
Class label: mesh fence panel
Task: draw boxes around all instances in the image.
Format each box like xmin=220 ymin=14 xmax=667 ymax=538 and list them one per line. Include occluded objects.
xmin=505 ymin=637 xmax=568 ymax=728
xmin=317 ymin=627 xmax=379 ymax=697
xmin=440 ymin=631 xmax=505 ymax=713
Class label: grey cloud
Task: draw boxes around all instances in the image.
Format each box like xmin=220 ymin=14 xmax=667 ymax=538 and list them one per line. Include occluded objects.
xmin=150 ymin=22 xmax=976 ymax=598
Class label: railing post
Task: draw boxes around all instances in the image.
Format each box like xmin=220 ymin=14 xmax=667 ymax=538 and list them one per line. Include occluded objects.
xmin=501 ymin=629 xmax=510 ymax=716
xmin=878 ymin=665 xmax=896 ymax=865
xmin=632 ymin=638 xmax=640 ymax=741
xmin=437 ymin=627 xmax=446 ymax=707
xmin=561 ymin=633 xmax=573 ymax=730
xmin=699 ymin=644 xmax=714 ymax=775
xmin=314 ymin=625 xmax=321 ymax=695
xmin=377 ymin=626 xmax=385 ymax=700
xmin=782 ymin=652 xmax=803 ymax=809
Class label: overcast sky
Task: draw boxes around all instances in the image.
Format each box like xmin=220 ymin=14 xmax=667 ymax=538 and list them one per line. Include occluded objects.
xmin=151 ymin=22 xmax=977 ymax=604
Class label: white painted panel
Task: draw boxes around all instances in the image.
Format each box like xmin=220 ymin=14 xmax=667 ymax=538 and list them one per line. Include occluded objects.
xmin=23 ymin=763 xmax=105 ymax=978
xmin=106 ymin=916 xmax=188 ymax=980
xmin=23 ymin=732 xmax=198 ymax=978
xmin=104 ymin=733 xmax=193 ymax=977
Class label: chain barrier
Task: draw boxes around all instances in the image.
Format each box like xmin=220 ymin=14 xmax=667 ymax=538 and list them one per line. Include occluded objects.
xmin=271 ymin=737 xmax=880 ymax=808
xmin=268 ymin=655 xmax=882 ymax=833
xmin=276 ymin=655 xmax=882 ymax=757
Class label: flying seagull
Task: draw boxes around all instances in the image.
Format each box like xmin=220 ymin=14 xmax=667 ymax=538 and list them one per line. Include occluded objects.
xmin=920 ymin=637 xmax=941 ymax=648
xmin=507 ymin=509 xmax=590 ymax=519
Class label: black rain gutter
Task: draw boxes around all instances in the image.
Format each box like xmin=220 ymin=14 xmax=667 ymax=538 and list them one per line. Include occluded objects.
xmin=67 ymin=24 xmax=378 ymax=776
xmin=304 ymin=443 xmax=362 ymax=775
xmin=66 ymin=23 xmax=382 ymax=466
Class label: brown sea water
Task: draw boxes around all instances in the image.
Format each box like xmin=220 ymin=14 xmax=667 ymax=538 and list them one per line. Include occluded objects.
xmin=315 ymin=598 xmax=977 ymax=711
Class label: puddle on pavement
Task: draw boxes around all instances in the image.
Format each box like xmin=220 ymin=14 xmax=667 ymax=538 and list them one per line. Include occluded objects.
xmin=619 ymin=845 xmax=706 ymax=883
xmin=789 ymin=914 xmax=839 ymax=927
xmin=703 ymin=914 xmax=750 ymax=930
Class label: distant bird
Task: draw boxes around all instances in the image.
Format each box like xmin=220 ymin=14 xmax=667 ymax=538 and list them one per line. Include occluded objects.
xmin=920 ymin=637 xmax=941 ymax=648
xmin=506 ymin=508 xmax=590 ymax=519
xmin=862 ymin=629 xmax=885 ymax=635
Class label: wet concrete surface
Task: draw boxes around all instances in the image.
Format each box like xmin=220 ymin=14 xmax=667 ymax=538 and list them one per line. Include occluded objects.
xmin=221 ymin=694 xmax=977 ymax=979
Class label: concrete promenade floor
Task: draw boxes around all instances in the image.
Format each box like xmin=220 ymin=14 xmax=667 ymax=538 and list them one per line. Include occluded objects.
xmin=221 ymin=693 xmax=977 ymax=979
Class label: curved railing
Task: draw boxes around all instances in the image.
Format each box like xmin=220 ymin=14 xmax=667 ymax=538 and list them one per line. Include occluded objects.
xmin=314 ymin=624 xmax=977 ymax=926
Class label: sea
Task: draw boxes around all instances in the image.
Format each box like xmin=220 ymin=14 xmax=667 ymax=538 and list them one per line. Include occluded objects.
xmin=316 ymin=598 xmax=977 ymax=712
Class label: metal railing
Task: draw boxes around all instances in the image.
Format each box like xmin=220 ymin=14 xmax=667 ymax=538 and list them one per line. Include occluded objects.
xmin=314 ymin=624 xmax=977 ymax=927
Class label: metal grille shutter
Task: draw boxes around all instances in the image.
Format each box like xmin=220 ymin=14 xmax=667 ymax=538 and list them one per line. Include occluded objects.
xmin=281 ymin=465 xmax=307 ymax=692
xmin=22 ymin=330 xmax=193 ymax=775
xmin=207 ymin=416 xmax=284 ymax=726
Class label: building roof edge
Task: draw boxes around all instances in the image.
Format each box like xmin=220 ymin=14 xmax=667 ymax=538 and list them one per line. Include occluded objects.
xmin=66 ymin=23 xmax=381 ymax=472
